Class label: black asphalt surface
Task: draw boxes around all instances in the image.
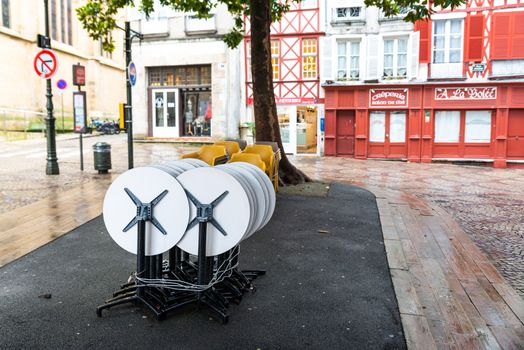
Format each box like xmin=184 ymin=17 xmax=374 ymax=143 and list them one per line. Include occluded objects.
xmin=0 ymin=183 xmax=405 ymax=350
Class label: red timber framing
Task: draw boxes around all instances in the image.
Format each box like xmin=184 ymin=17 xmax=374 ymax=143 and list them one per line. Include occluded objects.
xmin=323 ymin=83 xmax=524 ymax=168
xmin=244 ymin=1 xmax=323 ymax=105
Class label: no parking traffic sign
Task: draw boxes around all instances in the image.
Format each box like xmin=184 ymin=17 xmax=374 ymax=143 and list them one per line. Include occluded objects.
xmin=34 ymin=49 xmax=58 ymax=79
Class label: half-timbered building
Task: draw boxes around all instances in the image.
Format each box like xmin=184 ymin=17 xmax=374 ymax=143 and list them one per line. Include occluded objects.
xmin=322 ymin=0 xmax=524 ymax=168
xmin=243 ymin=0 xmax=323 ymax=154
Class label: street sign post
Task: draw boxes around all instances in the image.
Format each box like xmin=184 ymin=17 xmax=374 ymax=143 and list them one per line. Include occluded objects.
xmin=128 ymin=61 xmax=137 ymax=87
xmin=73 ymin=91 xmax=87 ymax=171
xmin=73 ymin=63 xmax=86 ymax=86
xmin=57 ymin=79 xmax=67 ymax=90
xmin=33 ymin=49 xmax=58 ymax=79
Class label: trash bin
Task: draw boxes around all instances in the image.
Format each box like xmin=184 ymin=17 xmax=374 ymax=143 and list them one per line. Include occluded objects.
xmin=93 ymin=142 xmax=111 ymax=174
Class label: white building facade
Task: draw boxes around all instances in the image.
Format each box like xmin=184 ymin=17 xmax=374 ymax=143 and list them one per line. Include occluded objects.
xmin=129 ymin=2 xmax=242 ymax=139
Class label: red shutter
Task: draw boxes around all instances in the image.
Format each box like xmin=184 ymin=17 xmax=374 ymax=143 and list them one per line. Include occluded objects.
xmin=465 ymin=14 xmax=484 ymax=62
xmin=512 ymin=13 xmax=524 ymax=58
xmin=492 ymin=13 xmax=512 ymax=59
xmin=415 ymin=20 xmax=431 ymax=63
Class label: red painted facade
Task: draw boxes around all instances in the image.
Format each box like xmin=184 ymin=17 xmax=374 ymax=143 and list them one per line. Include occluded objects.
xmin=324 ymin=83 xmax=524 ymax=167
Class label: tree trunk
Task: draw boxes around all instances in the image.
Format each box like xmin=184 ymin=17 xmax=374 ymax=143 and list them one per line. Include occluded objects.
xmin=249 ymin=0 xmax=310 ymax=185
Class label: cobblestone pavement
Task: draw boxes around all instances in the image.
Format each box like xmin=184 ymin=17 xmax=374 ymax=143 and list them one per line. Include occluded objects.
xmin=289 ymin=155 xmax=524 ymax=297
xmin=1 ymin=134 xmax=522 ymax=296
xmin=0 ymin=134 xmax=197 ymax=214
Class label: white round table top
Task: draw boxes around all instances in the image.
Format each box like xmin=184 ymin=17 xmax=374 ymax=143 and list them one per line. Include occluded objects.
xmin=180 ymin=158 xmax=210 ymax=167
xmin=215 ymin=165 xmax=257 ymax=239
xmin=103 ymin=167 xmax=190 ymax=256
xmin=220 ymin=164 xmax=267 ymax=238
xmin=168 ymin=160 xmax=195 ymax=171
xmin=176 ymin=167 xmax=251 ymax=256
xmin=231 ymin=162 xmax=275 ymax=229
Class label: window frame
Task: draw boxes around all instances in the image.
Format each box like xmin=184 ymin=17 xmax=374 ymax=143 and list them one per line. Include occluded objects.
xmin=432 ymin=19 xmax=464 ymax=64
xmin=271 ymin=39 xmax=280 ymax=81
xmin=1 ymin=0 xmax=10 ymax=28
xmin=382 ymin=37 xmax=408 ymax=79
xmin=302 ymin=38 xmax=318 ymax=80
xmin=336 ymin=40 xmax=360 ymax=81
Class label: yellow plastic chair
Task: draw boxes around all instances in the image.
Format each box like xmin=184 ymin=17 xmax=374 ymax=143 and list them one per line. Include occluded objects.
xmin=244 ymin=144 xmax=274 ymax=179
xmin=181 ymin=145 xmax=227 ymax=166
xmin=214 ymin=141 xmax=241 ymax=158
xmin=228 ymin=153 xmax=266 ymax=173
xmin=256 ymin=142 xmax=281 ymax=192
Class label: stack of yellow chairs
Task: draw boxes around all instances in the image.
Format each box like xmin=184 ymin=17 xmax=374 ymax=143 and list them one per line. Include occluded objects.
xmin=214 ymin=140 xmax=241 ymax=158
xmin=181 ymin=145 xmax=227 ymax=166
xmin=243 ymin=144 xmax=280 ymax=192
xmin=227 ymin=152 xmax=266 ymax=173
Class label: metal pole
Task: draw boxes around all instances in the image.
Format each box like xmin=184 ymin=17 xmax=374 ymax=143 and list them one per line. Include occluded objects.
xmin=44 ymin=0 xmax=59 ymax=175
xmin=125 ymin=22 xmax=134 ymax=169
xmin=78 ymin=86 xmax=83 ymax=171
xmin=61 ymin=93 xmax=64 ymax=132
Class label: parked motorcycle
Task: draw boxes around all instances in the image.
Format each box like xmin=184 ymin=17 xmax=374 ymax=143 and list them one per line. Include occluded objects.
xmin=88 ymin=118 xmax=120 ymax=135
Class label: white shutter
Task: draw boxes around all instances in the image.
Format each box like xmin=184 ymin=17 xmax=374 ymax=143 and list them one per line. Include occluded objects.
xmin=409 ymin=31 xmax=420 ymax=80
xmin=366 ymin=35 xmax=380 ymax=81
xmin=320 ymin=36 xmax=335 ymax=82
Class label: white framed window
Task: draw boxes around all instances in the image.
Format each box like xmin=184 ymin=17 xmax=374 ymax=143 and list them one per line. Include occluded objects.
xmin=390 ymin=112 xmax=406 ymax=143
xmin=435 ymin=111 xmax=460 ymax=142
xmin=383 ymin=38 xmax=408 ymax=78
xmin=302 ymin=38 xmax=317 ymax=79
xmin=433 ymin=19 xmax=463 ymax=64
xmin=369 ymin=112 xmax=386 ymax=142
xmin=337 ymin=41 xmax=360 ymax=80
xmin=335 ymin=7 xmax=362 ymax=19
xmin=271 ymin=40 xmax=280 ymax=80
xmin=185 ymin=14 xmax=216 ymax=33
xmin=465 ymin=111 xmax=491 ymax=143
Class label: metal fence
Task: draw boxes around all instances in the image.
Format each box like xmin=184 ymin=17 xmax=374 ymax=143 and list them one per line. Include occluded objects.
xmin=0 ymin=107 xmax=47 ymax=141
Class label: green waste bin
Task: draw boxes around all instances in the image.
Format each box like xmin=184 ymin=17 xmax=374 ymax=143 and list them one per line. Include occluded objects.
xmin=93 ymin=142 xmax=111 ymax=174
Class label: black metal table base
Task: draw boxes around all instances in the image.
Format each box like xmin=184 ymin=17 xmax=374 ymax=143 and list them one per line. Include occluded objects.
xmin=96 ymin=188 xmax=265 ymax=323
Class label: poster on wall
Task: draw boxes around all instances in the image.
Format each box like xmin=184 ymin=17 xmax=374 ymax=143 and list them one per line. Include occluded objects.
xmin=73 ymin=91 xmax=87 ymax=133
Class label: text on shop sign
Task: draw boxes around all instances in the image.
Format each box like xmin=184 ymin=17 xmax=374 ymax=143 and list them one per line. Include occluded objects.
xmin=435 ymin=87 xmax=497 ymax=100
xmin=369 ymin=89 xmax=408 ymax=107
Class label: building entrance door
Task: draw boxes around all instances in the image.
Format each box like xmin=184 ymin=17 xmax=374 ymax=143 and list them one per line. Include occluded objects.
xmin=278 ymin=105 xmax=297 ymax=154
xmin=368 ymin=111 xmax=407 ymax=158
xmin=336 ymin=111 xmax=355 ymax=156
xmin=508 ymin=109 xmax=524 ymax=159
xmin=152 ymin=89 xmax=179 ymax=138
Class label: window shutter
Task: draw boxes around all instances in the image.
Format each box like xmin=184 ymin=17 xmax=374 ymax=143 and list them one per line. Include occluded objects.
xmin=319 ymin=36 xmax=334 ymax=81
xmin=512 ymin=13 xmax=524 ymax=58
xmin=492 ymin=13 xmax=511 ymax=59
xmin=366 ymin=35 xmax=380 ymax=80
xmin=415 ymin=20 xmax=431 ymax=63
xmin=409 ymin=31 xmax=420 ymax=79
xmin=466 ymin=14 xmax=484 ymax=62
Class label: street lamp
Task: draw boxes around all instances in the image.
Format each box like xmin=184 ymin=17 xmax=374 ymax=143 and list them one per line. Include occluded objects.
xmin=43 ymin=0 xmax=59 ymax=175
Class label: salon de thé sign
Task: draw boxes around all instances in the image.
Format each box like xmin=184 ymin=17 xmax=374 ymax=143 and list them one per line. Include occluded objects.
xmin=369 ymin=88 xmax=408 ymax=107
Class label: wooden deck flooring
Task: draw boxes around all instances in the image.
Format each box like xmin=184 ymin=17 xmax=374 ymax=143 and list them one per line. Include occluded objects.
xmin=0 ymin=178 xmax=523 ymax=349
xmin=370 ymin=186 xmax=524 ymax=350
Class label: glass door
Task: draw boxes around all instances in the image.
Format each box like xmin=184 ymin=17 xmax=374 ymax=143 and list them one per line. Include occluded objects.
xmin=152 ymin=89 xmax=179 ymax=138
xmin=368 ymin=111 xmax=407 ymax=158
xmin=278 ymin=105 xmax=297 ymax=154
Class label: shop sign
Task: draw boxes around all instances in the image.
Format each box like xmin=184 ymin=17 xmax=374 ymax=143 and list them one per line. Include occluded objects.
xmin=246 ymin=97 xmax=318 ymax=104
xmin=369 ymin=88 xmax=408 ymax=107
xmin=471 ymin=63 xmax=486 ymax=73
xmin=435 ymin=87 xmax=497 ymax=100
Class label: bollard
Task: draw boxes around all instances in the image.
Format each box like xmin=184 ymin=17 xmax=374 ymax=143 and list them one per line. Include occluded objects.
xmin=93 ymin=142 xmax=112 ymax=174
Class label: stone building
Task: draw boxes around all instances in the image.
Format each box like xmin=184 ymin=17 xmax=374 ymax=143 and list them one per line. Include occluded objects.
xmin=0 ymin=0 xmax=126 ymax=122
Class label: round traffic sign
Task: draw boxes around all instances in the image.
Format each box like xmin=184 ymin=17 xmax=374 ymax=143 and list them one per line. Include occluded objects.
xmin=128 ymin=61 xmax=137 ymax=87
xmin=56 ymin=79 xmax=67 ymax=90
xmin=33 ymin=49 xmax=58 ymax=79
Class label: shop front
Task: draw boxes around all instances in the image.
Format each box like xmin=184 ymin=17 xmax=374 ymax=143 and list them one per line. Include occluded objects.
xmin=323 ymin=83 xmax=524 ymax=167
xmin=148 ymin=65 xmax=212 ymax=138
